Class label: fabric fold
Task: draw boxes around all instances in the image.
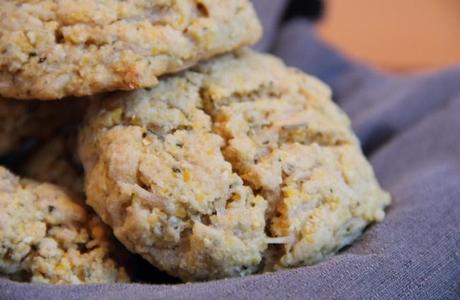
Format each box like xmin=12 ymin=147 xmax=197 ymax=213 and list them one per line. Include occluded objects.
xmin=1 ymin=2 xmax=459 ymax=299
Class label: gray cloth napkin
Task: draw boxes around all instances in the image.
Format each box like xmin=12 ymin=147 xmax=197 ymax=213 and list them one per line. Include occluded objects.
xmin=1 ymin=1 xmax=459 ymax=299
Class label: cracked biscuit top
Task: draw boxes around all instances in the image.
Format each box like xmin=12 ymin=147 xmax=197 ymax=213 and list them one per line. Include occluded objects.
xmin=79 ymin=49 xmax=390 ymax=281
xmin=0 ymin=0 xmax=261 ymax=100
xmin=0 ymin=166 xmax=128 ymax=284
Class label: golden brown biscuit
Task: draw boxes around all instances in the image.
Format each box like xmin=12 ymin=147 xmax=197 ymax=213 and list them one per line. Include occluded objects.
xmin=0 ymin=167 xmax=128 ymax=284
xmin=0 ymin=0 xmax=261 ymax=100
xmin=79 ymin=49 xmax=390 ymax=281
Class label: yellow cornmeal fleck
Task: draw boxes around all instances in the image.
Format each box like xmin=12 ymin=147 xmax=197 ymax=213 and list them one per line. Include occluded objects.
xmin=142 ymin=138 xmax=152 ymax=146
xmin=68 ymin=11 xmax=86 ymax=22
xmin=283 ymin=186 xmax=298 ymax=198
xmin=176 ymin=205 xmax=187 ymax=219
xmin=196 ymin=192 xmax=206 ymax=203
xmin=16 ymin=33 xmax=34 ymax=53
xmin=182 ymin=169 xmax=191 ymax=182
xmin=131 ymin=115 xmax=142 ymax=126
xmin=81 ymin=56 xmax=91 ymax=65
xmin=148 ymin=213 xmax=160 ymax=225
xmin=95 ymin=108 xmax=123 ymax=128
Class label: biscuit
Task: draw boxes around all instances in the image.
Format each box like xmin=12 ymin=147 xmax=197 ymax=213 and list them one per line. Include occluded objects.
xmin=21 ymin=133 xmax=84 ymax=199
xmin=0 ymin=166 xmax=128 ymax=284
xmin=0 ymin=98 xmax=86 ymax=156
xmin=18 ymin=135 xmax=173 ymax=284
xmin=80 ymin=85 xmax=268 ymax=281
xmin=0 ymin=0 xmax=261 ymax=100
xmin=79 ymin=49 xmax=390 ymax=281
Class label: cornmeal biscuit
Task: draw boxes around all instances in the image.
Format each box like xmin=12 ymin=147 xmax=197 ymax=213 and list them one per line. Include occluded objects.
xmin=0 ymin=0 xmax=261 ymax=100
xmin=0 ymin=167 xmax=128 ymax=284
xmin=21 ymin=133 xmax=84 ymax=199
xmin=79 ymin=49 xmax=390 ymax=281
xmin=0 ymin=99 xmax=86 ymax=156
xmin=80 ymin=84 xmax=268 ymax=281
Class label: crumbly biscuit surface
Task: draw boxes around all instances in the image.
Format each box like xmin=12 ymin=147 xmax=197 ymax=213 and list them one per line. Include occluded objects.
xmin=79 ymin=49 xmax=390 ymax=281
xmin=0 ymin=167 xmax=128 ymax=284
xmin=0 ymin=0 xmax=261 ymax=100
xmin=80 ymin=75 xmax=268 ymax=281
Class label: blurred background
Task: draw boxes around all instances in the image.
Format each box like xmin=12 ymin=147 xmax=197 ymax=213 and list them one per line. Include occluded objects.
xmin=288 ymin=0 xmax=460 ymax=72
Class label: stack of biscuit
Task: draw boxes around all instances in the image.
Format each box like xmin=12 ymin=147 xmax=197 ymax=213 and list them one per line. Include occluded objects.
xmin=0 ymin=0 xmax=390 ymax=284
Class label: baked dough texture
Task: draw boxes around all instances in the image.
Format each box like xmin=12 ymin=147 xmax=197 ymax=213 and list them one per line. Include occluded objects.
xmin=0 ymin=0 xmax=261 ymax=100
xmin=79 ymin=49 xmax=390 ymax=281
xmin=0 ymin=166 xmax=128 ymax=284
xmin=21 ymin=133 xmax=85 ymax=199
xmin=0 ymin=98 xmax=86 ymax=156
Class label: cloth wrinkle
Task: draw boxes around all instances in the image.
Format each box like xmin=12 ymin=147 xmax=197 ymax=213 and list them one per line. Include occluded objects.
xmin=1 ymin=1 xmax=459 ymax=299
